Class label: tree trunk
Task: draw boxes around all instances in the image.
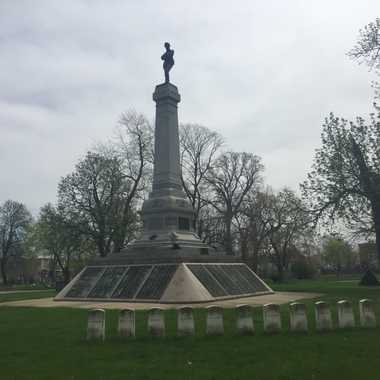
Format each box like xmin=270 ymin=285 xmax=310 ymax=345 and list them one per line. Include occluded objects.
xmin=251 ymin=239 xmax=260 ymax=272
xmin=113 ymin=223 xmax=128 ymax=253
xmin=197 ymin=219 xmax=204 ymax=240
xmin=49 ymin=257 xmax=57 ymax=285
xmin=224 ymin=216 xmax=233 ymax=255
xmin=96 ymin=238 xmax=107 ymax=257
xmin=63 ymin=267 xmax=71 ymax=285
xmin=337 ymin=264 xmax=342 ymax=279
xmin=373 ymin=206 xmax=380 ymax=265
xmin=240 ymin=234 xmax=248 ymax=261
xmin=277 ymin=263 xmax=285 ymax=283
xmin=113 ymin=207 xmax=133 ymax=253
xmin=0 ymin=256 xmax=8 ymax=285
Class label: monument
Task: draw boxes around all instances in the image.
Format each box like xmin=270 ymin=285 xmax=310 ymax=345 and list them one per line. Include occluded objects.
xmin=55 ymin=43 xmax=273 ymax=303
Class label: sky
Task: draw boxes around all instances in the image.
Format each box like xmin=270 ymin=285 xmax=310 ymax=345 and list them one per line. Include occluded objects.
xmin=1 ymin=0 xmax=379 ymax=215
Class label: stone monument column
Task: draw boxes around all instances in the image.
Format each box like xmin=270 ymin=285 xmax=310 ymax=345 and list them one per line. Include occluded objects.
xmin=151 ymin=83 xmax=182 ymax=195
xmin=135 ymin=82 xmax=203 ymax=248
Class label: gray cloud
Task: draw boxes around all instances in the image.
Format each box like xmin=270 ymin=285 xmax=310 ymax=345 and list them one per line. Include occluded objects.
xmin=0 ymin=0 xmax=379 ymax=213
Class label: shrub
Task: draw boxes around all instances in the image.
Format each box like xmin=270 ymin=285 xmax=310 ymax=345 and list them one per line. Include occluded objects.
xmin=359 ymin=269 xmax=380 ymax=286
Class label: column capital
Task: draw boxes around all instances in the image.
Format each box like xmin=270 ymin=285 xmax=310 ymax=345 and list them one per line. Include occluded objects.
xmin=153 ymin=83 xmax=181 ymax=103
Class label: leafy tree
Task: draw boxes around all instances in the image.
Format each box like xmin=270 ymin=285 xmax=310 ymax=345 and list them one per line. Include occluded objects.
xmin=348 ymin=18 xmax=380 ymax=103
xmin=0 ymin=200 xmax=32 ymax=284
xmin=58 ymin=151 xmax=126 ymax=257
xmin=321 ymin=235 xmax=357 ymax=277
xmin=31 ymin=204 xmax=94 ymax=284
xmin=301 ymin=112 xmax=380 ymax=262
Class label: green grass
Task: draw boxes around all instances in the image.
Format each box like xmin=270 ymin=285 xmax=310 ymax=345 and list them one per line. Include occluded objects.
xmin=0 ymin=278 xmax=380 ymax=380
xmin=269 ymin=275 xmax=380 ymax=302
xmin=0 ymin=284 xmax=53 ymax=291
xmin=0 ymin=290 xmax=55 ymax=303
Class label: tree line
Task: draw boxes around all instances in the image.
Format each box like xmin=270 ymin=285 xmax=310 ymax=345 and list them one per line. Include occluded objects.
xmin=1 ymin=18 xmax=380 ymax=285
xmin=0 ymin=114 xmax=314 ymax=284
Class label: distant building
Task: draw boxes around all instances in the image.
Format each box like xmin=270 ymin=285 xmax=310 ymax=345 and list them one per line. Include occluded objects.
xmin=358 ymin=242 xmax=378 ymax=270
xmin=7 ymin=254 xmax=55 ymax=284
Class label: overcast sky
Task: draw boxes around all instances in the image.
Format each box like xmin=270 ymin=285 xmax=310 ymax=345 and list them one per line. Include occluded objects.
xmin=1 ymin=0 xmax=379 ymax=215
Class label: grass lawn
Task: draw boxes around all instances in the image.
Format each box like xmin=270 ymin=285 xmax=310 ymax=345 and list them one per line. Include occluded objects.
xmin=0 ymin=290 xmax=55 ymax=304
xmin=0 ymin=284 xmax=53 ymax=292
xmin=0 ymin=277 xmax=379 ymax=380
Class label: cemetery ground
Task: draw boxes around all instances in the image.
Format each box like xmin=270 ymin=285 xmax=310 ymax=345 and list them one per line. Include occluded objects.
xmin=0 ymin=277 xmax=379 ymax=379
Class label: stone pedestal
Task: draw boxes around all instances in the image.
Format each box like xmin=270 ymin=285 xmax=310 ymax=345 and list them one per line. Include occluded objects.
xmin=289 ymin=302 xmax=308 ymax=332
xmin=314 ymin=301 xmax=332 ymax=331
xmin=148 ymin=307 xmax=165 ymax=337
xmin=87 ymin=309 xmax=105 ymax=341
xmin=118 ymin=309 xmax=135 ymax=338
xmin=359 ymin=299 xmax=376 ymax=328
xmin=337 ymin=300 xmax=355 ymax=329
xmin=236 ymin=304 xmax=254 ymax=335
xmin=206 ymin=306 xmax=224 ymax=335
xmin=263 ymin=303 xmax=282 ymax=333
xmin=177 ymin=307 xmax=195 ymax=336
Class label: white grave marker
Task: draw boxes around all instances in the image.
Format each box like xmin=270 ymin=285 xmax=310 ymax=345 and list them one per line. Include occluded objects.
xmin=118 ymin=309 xmax=135 ymax=338
xmin=263 ymin=303 xmax=282 ymax=333
xmin=314 ymin=301 xmax=332 ymax=331
xmin=148 ymin=307 xmax=165 ymax=337
xmin=177 ymin=307 xmax=195 ymax=336
xmin=87 ymin=308 xmax=105 ymax=341
xmin=359 ymin=299 xmax=376 ymax=328
xmin=206 ymin=306 xmax=224 ymax=335
xmin=290 ymin=302 xmax=308 ymax=332
xmin=337 ymin=300 xmax=355 ymax=329
xmin=236 ymin=304 xmax=254 ymax=335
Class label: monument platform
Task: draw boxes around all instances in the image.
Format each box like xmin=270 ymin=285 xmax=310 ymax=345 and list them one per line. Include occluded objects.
xmin=55 ymin=255 xmax=272 ymax=303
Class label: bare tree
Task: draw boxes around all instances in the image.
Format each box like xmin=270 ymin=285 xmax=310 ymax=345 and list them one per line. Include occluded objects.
xmin=265 ymin=189 xmax=312 ymax=282
xmin=206 ymin=151 xmax=263 ymax=255
xmin=197 ymin=204 xmax=225 ymax=248
xmin=235 ymin=188 xmax=272 ymax=271
xmin=179 ymin=123 xmax=224 ymax=232
xmin=0 ymin=200 xmax=32 ymax=284
xmin=112 ymin=111 xmax=153 ymax=251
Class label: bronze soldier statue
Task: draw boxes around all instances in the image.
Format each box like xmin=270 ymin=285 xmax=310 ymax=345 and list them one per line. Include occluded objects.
xmin=161 ymin=42 xmax=174 ymax=83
